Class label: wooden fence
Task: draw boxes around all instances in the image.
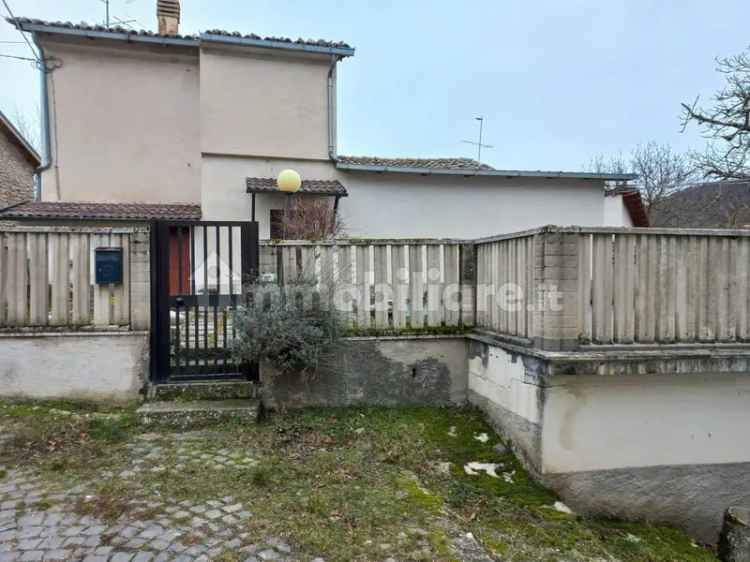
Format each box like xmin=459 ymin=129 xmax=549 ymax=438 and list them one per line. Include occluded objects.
xmin=0 ymin=226 xmax=150 ymax=330
xmin=475 ymin=226 xmax=750 ymax=349
xmin=260 ymin=240 xmax=474 ymax=331
xmin=475 ymin=233 xmax=537 ymax=340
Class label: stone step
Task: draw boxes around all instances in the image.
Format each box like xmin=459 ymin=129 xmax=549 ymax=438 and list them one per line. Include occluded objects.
xmin=148 ymin=380 xmax=260 ymax=401
xmin=136 ymin=399 xmax=261 ymax=429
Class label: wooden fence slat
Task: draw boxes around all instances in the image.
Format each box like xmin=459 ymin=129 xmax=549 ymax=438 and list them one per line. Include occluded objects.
xmin=577 ymin=234 xmax=592 ymax=342
xmin=674 ymin=236 xmax=689 ymax=341
xmin=28 ymin=233 xmax=48 ymax=325
xmin=490 ymin=242 xmax=499 ymax=332
xmin=49 ymin=234 xmax=62 ymax=325
xmin=717 ymin=238 xmax=731 ymax=341
xmin=112 ymin=234 xmax=130 ymax=325
xmin=373 ymin=245 xmax=389 ymax=329
xmin=391 ymin=245 xmax=407 ymax=329
xmin=516 ymin=238 xmax=526 ymax=337
xmin=409 ymin=245 xmax=424 ymax=328
xmin=592 ymin=235 xmax=612 ymax=342
xmin=355 ymin=245 xmax=370 ymax=329
xmin=426 ymin=245 xmax=442 ymax=327
xmin=70 ymin=233 xmax=90 ymax=325
xmin=696 ymin=237 xmax=709 ymax=340
xmin=92 ymin=233 xmax=111 ymax=326
xmin=738 ymin=238 xmax=750 ymax=340
xmin=444 ymin=244 xmax=460 ymax=327
xmin=6 ymin=233 xmax=25 ymax=325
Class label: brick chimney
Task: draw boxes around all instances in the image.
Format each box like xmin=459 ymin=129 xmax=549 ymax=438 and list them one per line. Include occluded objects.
xmin=157 ymin=0 xmax=180 ymax=36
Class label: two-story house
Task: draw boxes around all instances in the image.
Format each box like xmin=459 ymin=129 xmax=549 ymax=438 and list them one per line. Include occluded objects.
xmin=3 ymin=1 xmax=645 ymax=237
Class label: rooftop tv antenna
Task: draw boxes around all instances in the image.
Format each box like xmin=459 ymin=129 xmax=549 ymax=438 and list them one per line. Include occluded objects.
xmin=98 ymin=0 xmax=137 ymax=28
xmin=462 ymin=116 xmax=493 ymax=166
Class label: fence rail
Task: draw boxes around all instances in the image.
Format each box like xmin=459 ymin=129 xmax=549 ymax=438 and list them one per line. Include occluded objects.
xmin=260 ymin=241 xmax=474 ymax=331
xmin=0 ymin=226 xmax=149 ymax=330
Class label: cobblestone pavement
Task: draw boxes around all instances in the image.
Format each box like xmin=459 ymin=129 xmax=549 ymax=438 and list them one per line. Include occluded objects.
xmin=0 ymin=432 xmax=311 ymax=562
xmin=1 ymin=430 xmax=493 ymax=562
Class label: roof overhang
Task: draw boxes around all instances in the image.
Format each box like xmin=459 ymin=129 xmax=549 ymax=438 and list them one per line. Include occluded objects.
xmin=246 ymin=177 xmax=348 ymax=197
xmin=0 ymin=201 xmax=202 ymax=221
xmin=335 ymin=160 xmax=636 ymax=182
xmin=13 ymin=20 xmax=355 ymax=57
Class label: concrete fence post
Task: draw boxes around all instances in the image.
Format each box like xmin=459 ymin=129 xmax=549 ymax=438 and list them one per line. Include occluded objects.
xmin=129 ymin=227 xmax=151 ymax=330
xmin=534 ymin=228 xmax=581 ymax=351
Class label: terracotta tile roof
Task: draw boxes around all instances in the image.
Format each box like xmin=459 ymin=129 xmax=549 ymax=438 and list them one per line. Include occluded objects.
xmin=0 ymin=201 xmax=202 ymax=221
xmin=203 ymin=28 xmax=351 ymax=50
xmin=10 ymin=18 xmax=352 ymax=51
xmin=337 ymin=155 xmax=495 ymax=171
xmin=246 ymin=178 xmax=348 ymax=196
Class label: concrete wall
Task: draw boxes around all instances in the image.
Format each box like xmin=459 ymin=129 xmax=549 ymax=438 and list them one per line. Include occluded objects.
xmin=0 ymin=128 xmax=35 ymax=207
xmin=466 ymin=339 xmax=544 ymax=469
xmin=0 ymin=331 xmax=148 ymax=402
xmin=262 ymin=336 xmax=468 ymax=409
xmin=466 ymin=336 xmax=750 ymax=543
xmin=38 ymin=37 xmax=201 ymax=204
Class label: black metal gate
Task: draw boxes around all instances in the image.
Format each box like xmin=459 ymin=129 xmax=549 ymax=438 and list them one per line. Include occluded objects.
xmin=150 ymin=221 xmax=259 ymax=383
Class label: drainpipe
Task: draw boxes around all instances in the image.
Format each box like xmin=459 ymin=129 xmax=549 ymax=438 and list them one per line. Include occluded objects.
xmin=327 ymin=55 xmax=341 ymax=161
xmin=34 ymin=37 xmax=53 ymax=199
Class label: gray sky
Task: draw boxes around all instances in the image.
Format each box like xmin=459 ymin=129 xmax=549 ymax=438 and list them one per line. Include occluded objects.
xmin=1 ymin=0 xmax=748 ymax=171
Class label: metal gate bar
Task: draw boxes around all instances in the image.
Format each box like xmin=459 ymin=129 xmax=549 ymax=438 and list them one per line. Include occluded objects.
xmin=150 ymin=220 xmax=259 ymax=383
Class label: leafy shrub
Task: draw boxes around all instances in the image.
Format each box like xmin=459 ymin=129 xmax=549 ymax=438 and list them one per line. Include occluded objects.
xmin=231 ymin=276 xmax=344 ymax=376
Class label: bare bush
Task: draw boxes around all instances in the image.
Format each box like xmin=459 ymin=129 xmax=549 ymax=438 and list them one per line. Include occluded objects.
xmin=279 ymin=197 xmax=344 ymax=240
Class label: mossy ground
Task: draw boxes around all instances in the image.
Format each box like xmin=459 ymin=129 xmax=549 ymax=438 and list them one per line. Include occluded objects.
xmin=0 ymin=400 xmax=718 ymax=562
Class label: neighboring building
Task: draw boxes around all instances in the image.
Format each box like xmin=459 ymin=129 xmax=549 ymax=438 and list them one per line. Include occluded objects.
xmin=603 ymin=187 xmax=648 ymax=228
xmin=0 ymin=110 xmax=40 ymax=208
xmin=6 ymin=5 xmax=641 ymax=238
xmin=651 ymin=180 xmax=750 ymax=228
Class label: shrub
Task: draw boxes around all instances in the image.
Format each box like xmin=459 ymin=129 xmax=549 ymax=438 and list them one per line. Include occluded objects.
xmin=231 ymin=275 xmax=345 ymax=376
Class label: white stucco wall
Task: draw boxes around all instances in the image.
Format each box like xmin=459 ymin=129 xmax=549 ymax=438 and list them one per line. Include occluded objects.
xmin=200 ymin=48 xmax=332 ymax=160
xmin=0 ymin=332 xmax=148 ymax=402
xmin=202 ymin=156 xmax=610 ymax=238
xmin=38 ymin=37 xmax=201 ymax=204
xmin=541 ymin=373 xmax=750 ymax=474
xmin=603 ymin=194 xmax=634 ymax=227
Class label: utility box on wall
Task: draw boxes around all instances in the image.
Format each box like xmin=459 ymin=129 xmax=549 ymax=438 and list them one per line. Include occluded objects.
xmin=95 ymin=247 xmax=123 ymax=285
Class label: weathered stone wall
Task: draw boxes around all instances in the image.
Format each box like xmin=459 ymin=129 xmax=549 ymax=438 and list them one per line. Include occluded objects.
xmin=0 ymin=331 xmax=148 ymax=402
xmin=262 ymin=336 xmax=468 ymax=409
xmin=0 ymin=132 xmax=35 ymax=207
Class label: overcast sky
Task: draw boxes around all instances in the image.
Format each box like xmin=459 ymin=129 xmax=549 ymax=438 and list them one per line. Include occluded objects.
xmin=1 ymin=0 xmax=748 ymax=171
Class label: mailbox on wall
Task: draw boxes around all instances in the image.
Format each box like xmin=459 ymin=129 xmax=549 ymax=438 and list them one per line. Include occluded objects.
xmin=95 ymin=247 xmax=123 ymax=285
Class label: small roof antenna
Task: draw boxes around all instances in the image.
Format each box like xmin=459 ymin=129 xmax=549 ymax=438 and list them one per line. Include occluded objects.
xmin=462 ymin=116 xmax=493 ymax=167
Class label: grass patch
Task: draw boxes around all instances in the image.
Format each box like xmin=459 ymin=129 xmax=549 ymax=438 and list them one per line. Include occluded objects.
xmin=0 ymin=401 xmax=718 ymax=562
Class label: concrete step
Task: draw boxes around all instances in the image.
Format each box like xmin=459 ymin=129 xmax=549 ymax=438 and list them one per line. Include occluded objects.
xmin=148 ymin=380 xmax=260 ymax=401
xmin=136 ymin=399 xmax=261 ymax=429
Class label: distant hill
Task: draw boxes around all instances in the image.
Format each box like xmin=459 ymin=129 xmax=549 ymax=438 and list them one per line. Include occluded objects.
xmin=650 ymin=180 xmax=750 ymax=228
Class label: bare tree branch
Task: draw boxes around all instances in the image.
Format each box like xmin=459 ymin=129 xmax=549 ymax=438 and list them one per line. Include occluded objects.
xmin=681 ymin=47 xmax=750 ymax=180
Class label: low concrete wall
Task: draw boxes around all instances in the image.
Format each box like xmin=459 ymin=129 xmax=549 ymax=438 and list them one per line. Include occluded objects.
xmin=466 ymin=334 xmax=750 ymax=543
xmin=262 ymin=336 xmax=468 ymax=409
xmin=0 ymin=331 xmax=149 ymax=402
